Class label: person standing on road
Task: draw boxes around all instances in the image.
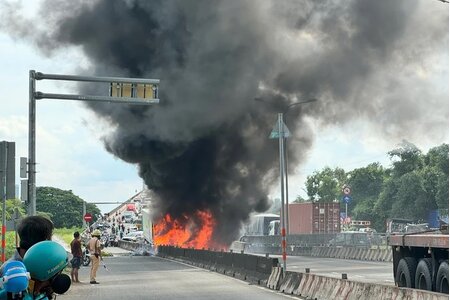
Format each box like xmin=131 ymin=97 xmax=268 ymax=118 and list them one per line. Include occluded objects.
xmin=70 ymin=231 xmax=82 ymax=283
xmin=88 ymin=229 xmax=102 ymax=284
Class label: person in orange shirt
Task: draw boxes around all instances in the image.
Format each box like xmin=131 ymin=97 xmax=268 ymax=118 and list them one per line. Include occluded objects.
xmin=88 ymin=229 xmax=102 ymax=284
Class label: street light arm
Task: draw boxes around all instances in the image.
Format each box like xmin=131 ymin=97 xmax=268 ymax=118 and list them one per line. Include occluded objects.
xmin=283 ymin=98 xmax=318 ymax=115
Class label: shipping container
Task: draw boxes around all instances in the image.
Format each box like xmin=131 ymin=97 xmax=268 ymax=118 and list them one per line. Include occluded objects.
xmin=288 ymin=202 xmax=340 ymax=234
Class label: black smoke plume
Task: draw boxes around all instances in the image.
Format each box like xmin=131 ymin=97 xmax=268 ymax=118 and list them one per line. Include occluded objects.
xmin=1 ymin=0 xmax=447 ymax=244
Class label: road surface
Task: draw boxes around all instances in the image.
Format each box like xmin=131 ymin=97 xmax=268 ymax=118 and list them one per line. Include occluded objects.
xmin=60 ymin=255 xmax=299 ymax=300
xmin=269 ymin=254 xmax=394 ymax=285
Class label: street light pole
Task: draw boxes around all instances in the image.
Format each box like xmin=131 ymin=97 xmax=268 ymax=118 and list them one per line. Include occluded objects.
xmin=282 ymin=98 xmax=317 ymax=237
xmin=266 ymin=98 xmax=317 ymax=273
xmin=277 ymin=113 xmax=287 ymax=273
xmin=28 ymin=70 xmax=36 ymax=216
xmin=284 ymin=142 xmax=290 ymax=235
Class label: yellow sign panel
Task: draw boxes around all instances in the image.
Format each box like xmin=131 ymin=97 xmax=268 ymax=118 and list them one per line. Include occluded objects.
xmin=110 ymin=83 xmax=156 ymax=99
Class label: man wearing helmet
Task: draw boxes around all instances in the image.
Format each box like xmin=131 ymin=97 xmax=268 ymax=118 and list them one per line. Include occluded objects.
xmin=88 ymin=229 xmax=102 ymax=284
xmin=0 ymin=217 xmax=72 ymax=299
xmin=23 ymin=241 xmax=72 ymax=298
xmin=0 ymin=216 xmax=54 ymax=276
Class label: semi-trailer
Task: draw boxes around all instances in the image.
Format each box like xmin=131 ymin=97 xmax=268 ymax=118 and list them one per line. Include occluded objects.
xmin=389 ymin=225 xmax=448 ymax=294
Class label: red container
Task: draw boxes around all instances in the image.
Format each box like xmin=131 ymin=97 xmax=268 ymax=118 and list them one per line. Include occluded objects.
xmin=288 ymin=202 xmax=340 ymax=234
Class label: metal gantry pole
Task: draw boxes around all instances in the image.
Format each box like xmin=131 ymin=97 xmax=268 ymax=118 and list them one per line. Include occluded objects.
xmin=27 ymin=70 xmax=160 ymax=217
xmin=34 ymin=72 xmax=160 ymax=84
xmin=1 ymin=144 xmax=7 ymax=262
xmin=28 ymin=70 xmax=37 ymax=216
xmin=277 ymin=113 xmax=287 ymax=273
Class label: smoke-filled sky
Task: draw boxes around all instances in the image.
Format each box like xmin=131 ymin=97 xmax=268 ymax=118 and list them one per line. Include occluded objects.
xmin=0 ymin=0 xmax=448 ymax=244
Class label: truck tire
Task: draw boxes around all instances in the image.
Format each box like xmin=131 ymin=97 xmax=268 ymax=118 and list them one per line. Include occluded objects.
xmin=415 ymin=258 xmax=432 ymax=291
xmin=436 ymin=261 xmax=449 ymax=294
xmin=396 ymin=257 xmax=417 ymax=288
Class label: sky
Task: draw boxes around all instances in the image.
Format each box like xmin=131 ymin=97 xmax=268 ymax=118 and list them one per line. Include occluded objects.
xmin=0 ymin=32 xmax=144 ymax=213
xmin=0 ymin=0 xmax=448 ymax=218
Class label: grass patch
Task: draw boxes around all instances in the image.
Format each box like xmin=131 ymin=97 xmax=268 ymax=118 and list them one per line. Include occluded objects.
xmin=54 ymin=227 xmax=83 ymax=245
xmin=53 ymin=228 xmax=113 ymax=257
xmin=3 ymin=231 xmax=18 ymax=260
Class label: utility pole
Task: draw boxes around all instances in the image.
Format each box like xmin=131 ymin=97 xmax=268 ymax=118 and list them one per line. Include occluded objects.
xmin=28 ymin=71 xmax=36 ymax=216
xmin=0 ymin=141 xmax=15 ymax=262
xmin=1 ymin=144 xmax=7 ymax=262
xmin=277 ymin=113 xmax=287 ymax=273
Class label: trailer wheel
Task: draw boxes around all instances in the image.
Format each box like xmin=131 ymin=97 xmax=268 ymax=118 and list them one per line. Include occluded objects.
xmin=415 ymin=258 xmax=432 ymax=291
xmin=396 ymin=257 xmax=417 ymax=288
xmin=436 ymin=261 xmax=449 ymax=294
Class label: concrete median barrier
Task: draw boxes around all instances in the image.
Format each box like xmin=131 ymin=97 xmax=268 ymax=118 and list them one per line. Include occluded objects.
xmin=266 ymin=266 xmax=282 ymax=290
xmin=306 ymin=246 xmax=392 ymax=262
xmin=158 ymin=246 xmax=278 ymax=286
xmin=290 ymin=272 xmax=448 ymax=300
xmin=159 ymin=245 xmax=443 ymax=299
xmin=279 ymin=271 xmax=302 ymax=294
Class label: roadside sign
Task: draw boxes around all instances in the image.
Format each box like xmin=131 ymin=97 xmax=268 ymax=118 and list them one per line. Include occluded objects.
xmin=343 ymin=186 xmax=351 ymax=195
xmin=342 ymin=195 xmax=352 ymax=204
xmin=84 ymin=213 xmax=92 ymax=222
xmin=269 ymin=121 xmax=291 ymax=139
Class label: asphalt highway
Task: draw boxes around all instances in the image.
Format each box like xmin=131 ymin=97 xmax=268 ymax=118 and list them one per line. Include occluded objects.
xmin=268 ymin=254 xmax=394 ymax=285
xmin=59 ymin=255 xmax=300 ymax=300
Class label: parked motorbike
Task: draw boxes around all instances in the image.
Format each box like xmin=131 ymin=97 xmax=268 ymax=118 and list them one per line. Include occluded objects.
xmin=82 ymin=247 xmax=91 ymax=266
xmin=108 ymin=234 xmax=118 ymax=247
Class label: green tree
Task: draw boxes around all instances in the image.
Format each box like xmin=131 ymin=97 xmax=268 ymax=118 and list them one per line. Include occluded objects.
xmin=305 ymin=167 xmax=346 ymax=202
xmin=372 ymin=178 xmax=399 ymax=231
xmin=348 ymin=163 xmax=386 ymax=199
xmin=36 ymin=186 xmax=101 ymax=228
xmin=423 ymin=144 xmax=449 ymax=213
xmin=424 ymin=143 xmax=449 ymax=175
xmin=300 ymin=142 xmax=448 ymax=232
xmin=347 ymin=163 xmax=386 ymax=224
xmin=292 ymin=195 xmax=308 ymax=203
xmin=390 ymin=171 xmax=429 ymax=221
xmin=436 ymin=175 xmax=449 ymax=213
xmin=388 ymin=140 xmax=423 ymax=177
xmin=0 ymin=199 xmax=26 ymax=220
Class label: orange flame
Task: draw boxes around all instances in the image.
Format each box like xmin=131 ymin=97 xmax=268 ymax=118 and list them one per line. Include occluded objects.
xmin=153 ymin=210 xmax=222 ymax=249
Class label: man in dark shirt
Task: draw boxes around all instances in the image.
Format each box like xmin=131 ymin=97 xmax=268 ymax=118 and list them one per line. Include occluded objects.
xmin=0 ymin=216 xmax=54 ymax=275
xmin=70 ymin=231 xmax=83 ymax=283
xmin=0 ymin=216 xmax=56 ymax=297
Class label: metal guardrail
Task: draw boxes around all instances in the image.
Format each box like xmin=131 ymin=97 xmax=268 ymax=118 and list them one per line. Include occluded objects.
xmin=240 ymin=233 xmax=388 ymax=248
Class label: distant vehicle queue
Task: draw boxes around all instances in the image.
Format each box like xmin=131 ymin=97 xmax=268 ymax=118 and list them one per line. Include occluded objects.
xmin=80 ymin=199 xmax=148 ymax=255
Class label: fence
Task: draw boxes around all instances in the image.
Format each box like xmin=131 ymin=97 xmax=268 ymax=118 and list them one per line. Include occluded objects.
xmin=240 ymin=232 xmax=387 ymax=249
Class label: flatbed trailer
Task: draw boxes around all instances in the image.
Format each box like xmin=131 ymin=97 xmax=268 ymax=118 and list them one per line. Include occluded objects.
xmin=389 ymin=231 xmax=448 ymax=294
